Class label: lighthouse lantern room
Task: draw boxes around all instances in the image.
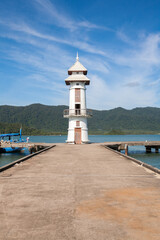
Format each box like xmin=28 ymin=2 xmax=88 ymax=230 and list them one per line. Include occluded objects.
xmin=63 ymin=54 xmax=92 ymax=144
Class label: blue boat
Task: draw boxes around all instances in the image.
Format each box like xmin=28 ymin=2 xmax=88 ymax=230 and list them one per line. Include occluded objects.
xmin=0 ymin=129 xmax=26 ymax=153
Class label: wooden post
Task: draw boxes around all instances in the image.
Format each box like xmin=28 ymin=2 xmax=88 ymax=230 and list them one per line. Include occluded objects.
xmin=125 ymin=144 xmax=128 ymax=155
xmin=35 ymin=146 xmax=39 ymax=152
xmin=29 ymin=147 xmax=35 ymax=154
xmin=29 ymin=147 xmax=33 ymax=154
xmin=155 ymin=148 xmax=159 ymax=153
xmin=146 ymin=147 xmax=151 ymax=153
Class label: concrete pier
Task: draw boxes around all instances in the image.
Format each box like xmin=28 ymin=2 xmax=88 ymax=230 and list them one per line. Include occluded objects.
xmin=105 ymin=141 xmax=160 ymax=155
xmin=0 ymin=142 xmax=50 ymax=154
xmin=0 ymin=144 xmax=160 ymax=240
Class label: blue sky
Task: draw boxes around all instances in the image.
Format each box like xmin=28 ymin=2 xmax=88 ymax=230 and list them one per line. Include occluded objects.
xmin=0 ymin=0 xmax=160 ymax=109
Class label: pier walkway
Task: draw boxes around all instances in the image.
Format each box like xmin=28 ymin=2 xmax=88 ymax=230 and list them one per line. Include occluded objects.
xmin=0 ymin=144 xmax=160 ymax=240
xmin=104 ymin=141 xmax=160 ymax=154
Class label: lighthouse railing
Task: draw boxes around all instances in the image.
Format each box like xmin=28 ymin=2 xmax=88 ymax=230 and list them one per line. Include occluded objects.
xmin=63 ymin=109 xmax=92 ymax=118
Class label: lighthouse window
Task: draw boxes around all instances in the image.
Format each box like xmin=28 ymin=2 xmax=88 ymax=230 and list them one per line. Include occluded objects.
xmin=75 ymin=88 xmax=80 ymax=102
xmin=75 ymin=104 xmax=81 ymax=115
xmin=76 ymin=121 xmax=80 ymax=127
xmin=76 ymin=72 xmax=79 ymax=74
xmin=76 ymin=83 xmax=79 ymax=85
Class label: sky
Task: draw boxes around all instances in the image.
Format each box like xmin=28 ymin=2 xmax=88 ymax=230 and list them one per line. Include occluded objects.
xmin=0 ymin=0 xmax=160 ymax=110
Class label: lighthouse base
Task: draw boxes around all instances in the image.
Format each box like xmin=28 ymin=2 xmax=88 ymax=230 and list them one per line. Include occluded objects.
xmin=66 ymin=118 xmax=89 ymax=144
xmin=66 ymin=140 xmax=89 ymax=144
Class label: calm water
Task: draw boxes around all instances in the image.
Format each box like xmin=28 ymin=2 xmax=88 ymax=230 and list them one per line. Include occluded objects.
xmin=0 ymin=135 xmax=160 ymax=169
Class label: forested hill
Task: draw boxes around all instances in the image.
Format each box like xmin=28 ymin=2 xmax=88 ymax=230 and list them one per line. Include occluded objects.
xmin=0 ymin=104 xmax=160 ymax=135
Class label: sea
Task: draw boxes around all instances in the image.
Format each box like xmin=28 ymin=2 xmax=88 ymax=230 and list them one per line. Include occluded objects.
xmin=0 ymin=135 xmax=160 ymax=170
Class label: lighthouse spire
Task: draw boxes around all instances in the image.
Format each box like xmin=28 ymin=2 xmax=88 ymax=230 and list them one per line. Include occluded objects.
xmin=76 ymin=52 xmax=79 ymax=61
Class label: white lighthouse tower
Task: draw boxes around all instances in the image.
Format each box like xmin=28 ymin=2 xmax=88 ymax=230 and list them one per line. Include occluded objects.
xmin=64 ymin=53 xmax=92 ymax=144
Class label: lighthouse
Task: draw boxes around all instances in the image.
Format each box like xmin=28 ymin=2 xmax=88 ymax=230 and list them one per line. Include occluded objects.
xmin=63 ymin=54 xmax=92 ymax=144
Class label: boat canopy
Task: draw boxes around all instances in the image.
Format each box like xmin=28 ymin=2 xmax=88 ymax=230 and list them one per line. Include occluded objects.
xmin=0 ymin=128 xmax=22 ymax=139
xmin=0 ymin=133 xmax=20 ymax=138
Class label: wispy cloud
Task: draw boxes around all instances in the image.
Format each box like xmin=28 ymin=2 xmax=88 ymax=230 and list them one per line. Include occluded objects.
xmin=81 ymin=57 xmax=110 ymax=74
xmin=0 ymin=19 xmax=106 ymax=56
xmin=35 ymin=0 xmax=76 ymax=31
xmin=1 ymin=26 xmax=160 ymax=109
xmin=3 ymin=46 xmax=68 ymax=78
xmin=148 ymin=79 xmax=160 ymax=86
xmin=1 ymin=0 xmax=160 ymax=109
xmin=88 ymin=74 xmax=157 ymax=109
xmin=0 ymin=20 xmax=69 ymax=44
xmin=0 ymin=0 xmax=110 ymax=58
xmin=78 ymin=20 xmax=111 ymax=31
xmin=112 ymin=33 xmax=160 ymax=68
xmin=116 ymin=30 xmax=135 ymax=45
xmin=34 ymin=0 xmax=106 ymax=32
xmin=123 ymin=81 xmax=140 ymax=88
xmin=86 ymin=31 xmax=160 ymax=109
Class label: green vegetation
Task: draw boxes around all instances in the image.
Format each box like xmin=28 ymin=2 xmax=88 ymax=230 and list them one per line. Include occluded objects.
xmin=0 ymin=104 xmax=160 ymax=135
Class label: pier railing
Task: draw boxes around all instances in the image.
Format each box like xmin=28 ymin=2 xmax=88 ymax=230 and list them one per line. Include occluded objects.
xmin=63 ymin=109 xmax=92 ymax=118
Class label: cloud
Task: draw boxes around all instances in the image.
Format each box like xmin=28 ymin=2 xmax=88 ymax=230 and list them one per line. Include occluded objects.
xmin=34 ymin=0 xmax=76 ymax=31
xmin=139 ymin=33 xmax=160 ymax=65
xmin=27 ymin=74 xmax=49 ymax=83
xmin=116 ymin=30 xmax=136 ymax=46
xmin=1 ymin=29 xmax=160 ymax=109
xmin=86 ymin=32 xmax=160 ymax=108
xmin=0 ymin=19 xmax=105 ymax=56
xmin=87 ymin=74 xmax=156 ymax=110
xmin=0 ymin=20 xmax=70 ymax=45
xmin=105 ymin=32 xmax=160 ymax=95
xmin=3 ymin=46 xmax=68 ymax=79
xmin=81 ymin=57 xmax=110 ymax=74
xmin=34 ymin=0 xmax=106 ymax=32
xmin=78 ymin=20 xmax=111 ymax=31
xmin=1 ymin=0 xmax=160 ymax=109
xmin=112 ymin=33 xmax=160 ymax=68
xmin=148 ymin=78 xmax=160 ymax=86
xmin=123 ymin=81 xmax=140 ymax=88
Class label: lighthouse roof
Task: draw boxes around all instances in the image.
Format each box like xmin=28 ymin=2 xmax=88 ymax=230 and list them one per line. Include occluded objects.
xmin=65 ymin=74 xmax=90 ymax=85
xmin=68 ymin=60 xmax=87 ymax=72
xmin=68 ymin=53 xmax=87 ymax=74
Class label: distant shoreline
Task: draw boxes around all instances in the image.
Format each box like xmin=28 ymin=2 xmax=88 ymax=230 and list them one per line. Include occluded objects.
xmin=21 ymin=132 xmax=160 ymax=136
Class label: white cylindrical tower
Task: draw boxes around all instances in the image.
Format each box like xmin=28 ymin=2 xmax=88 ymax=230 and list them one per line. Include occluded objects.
xmin=63 ymin=54 xmax=92 ymax=144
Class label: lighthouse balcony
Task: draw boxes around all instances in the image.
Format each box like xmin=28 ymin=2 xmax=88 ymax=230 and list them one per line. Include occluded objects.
xmin=63 ymin=109 xmax=92 ymax=118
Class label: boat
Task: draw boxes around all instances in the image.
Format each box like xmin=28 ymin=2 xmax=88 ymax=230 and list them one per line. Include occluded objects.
xmin=0 ymin=128 xmax=26 ymax=153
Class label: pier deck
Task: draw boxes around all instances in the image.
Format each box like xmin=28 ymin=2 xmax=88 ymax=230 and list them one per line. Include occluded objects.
xmin=0 ymin=143 xmax=160 ymax=240
xmin=0 ymin=142 xmax=52 ymax=153
xmin=104 ymin=141 xmax=160 ymax=154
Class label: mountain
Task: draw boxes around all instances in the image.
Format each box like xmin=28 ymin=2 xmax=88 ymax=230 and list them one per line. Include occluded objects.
xmin=88 ymin=107 xmax=160 ymax=134
xmin=0 ymin=104 xmax=160 ymax=135
xmin=0 ymin=104 xmax=68 ymax=134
